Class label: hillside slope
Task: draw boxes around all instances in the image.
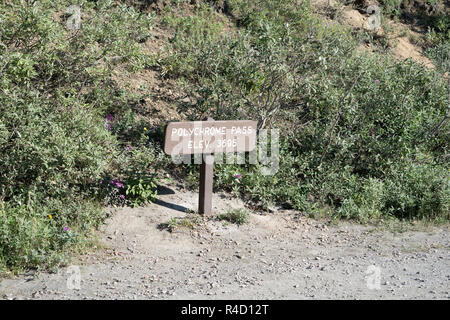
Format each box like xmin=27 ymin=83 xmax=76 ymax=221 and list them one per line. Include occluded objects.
xmin=0 ymin=0 xmax=448 ymax=274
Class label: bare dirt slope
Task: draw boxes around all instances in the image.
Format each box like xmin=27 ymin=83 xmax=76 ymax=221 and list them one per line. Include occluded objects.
xmin=1 ymin=183 xmax=448 ymax=300
xmin=313 ymin=0 xmax=437 ymax=69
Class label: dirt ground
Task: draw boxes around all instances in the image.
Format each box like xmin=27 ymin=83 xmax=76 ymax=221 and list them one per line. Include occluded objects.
xmin=0 ymin=182 xmax=448 ymax=300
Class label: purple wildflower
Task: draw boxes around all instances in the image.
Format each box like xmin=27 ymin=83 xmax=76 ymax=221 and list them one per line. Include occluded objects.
xmin=111 ymin=179 xmax=123 ymax=187
xmin=235 ymin=174 xmax=242 ymax=179
xmin=120 ymin=195 xmax=125 ymax=200
xmin=106 ymin=114 xmax=113 ymax=121
xmin=375 ymin=79 xmax=379 ymax=83
xmin=63 ymin=226 xmax=69 ymax=231
xmin=128 ymin=145 xmax=132 ymax=151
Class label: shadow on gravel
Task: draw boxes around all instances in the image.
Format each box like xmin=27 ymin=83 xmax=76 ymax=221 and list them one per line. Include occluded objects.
xmin=157 ymin=185 xmax=176 ymax=195
xmin=154 ymin=198 xmax=189 ymax=213
xmin=155 ymin=185 xmax=192 ymax=213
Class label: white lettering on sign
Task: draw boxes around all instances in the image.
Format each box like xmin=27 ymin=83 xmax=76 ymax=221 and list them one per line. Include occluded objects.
xmin=164 ymin=120 xmax=257 ymax=155
xmin=188 ymin=140 xmax=212 ymax=149
xmin=171 ymin=126 xmax=228 ymax=137
xmin=231 ymin=126 xmax=252 ymax=135
xmin=170 ymin=126 xmax=253 ymax=138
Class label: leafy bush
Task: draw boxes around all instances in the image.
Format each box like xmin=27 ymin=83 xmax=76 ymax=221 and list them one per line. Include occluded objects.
xmin=125 ymin=173 xmax=159 ymax=207
xmin=426 ymin=40 xmax=450 ymax=74
xmin=160 ymin=0 xmax=449 ymax=221
xmin=0 ymin=0 xmax=158 ymax=272
xmin=378 ymin=0 xmax=403 ymax=17
xmin=0 ymin=198 xmax=105 ymax=274
xmin=0 ymin=89 xmax=118 ymax=204
xmin=382 ymin=160 xmax=449 ymax=221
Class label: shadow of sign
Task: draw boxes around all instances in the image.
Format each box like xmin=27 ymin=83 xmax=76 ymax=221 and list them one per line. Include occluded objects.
xmin=156 ymin=185 xmax=176 ymax=195
xmin=153 ymin=198 xmax=190 ymax=214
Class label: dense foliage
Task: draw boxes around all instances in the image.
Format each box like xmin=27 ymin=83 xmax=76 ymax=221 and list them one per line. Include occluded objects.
xmin=159 ymin=0 xmax=449 ymax=221
xmin=0 ymin=0 xmax=158 ymax=273
xmin=0 ymin=0 xmax=448 ymax=272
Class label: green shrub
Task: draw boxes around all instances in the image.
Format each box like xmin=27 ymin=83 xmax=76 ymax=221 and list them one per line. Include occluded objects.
xmin=426 ymin=40 xmax=450 ymax=74
xmin=382 ymin=161 xmax=449 ymax=221
xmin=161 ymin=0 xmax=449 ymax=221
xmin=0 ymin=0 xmax=158 ymax=272
xmin=378 ymin=0 xmax=403 ymax=17
xmin=0 ymin=0 xmax=155 ymax=202
xmin=0 ymin=89 xmax=118 ymax=204
xmin=0 ymin=198 xmax=105 ymax=274
xmin=218 ymin=208 xmax=250 ymax=225
xmin=125 ymin=173 xmax=159 ymax=207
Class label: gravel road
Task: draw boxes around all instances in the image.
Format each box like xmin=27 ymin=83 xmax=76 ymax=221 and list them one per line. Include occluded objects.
xmin=1 ymin=184 xmax=449 ymax=300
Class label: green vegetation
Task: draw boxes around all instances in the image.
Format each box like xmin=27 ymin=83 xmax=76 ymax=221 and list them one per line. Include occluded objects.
xmin=159 ymin=214 xmax=203 ymax=232
xmin=426 ymin=40 xmax=450 ymax=74
xmin=386 ymin=0 xmax=448 ymax=46
xmin=218 ymin=209 xmax=250 ymax=225
xmin=0 ymin=0 xmax=448 ymax=273
xmin=0 ymin=0 xmax=160 ymax=273
xmin=158 ymin=0 xmax=449 ymax=221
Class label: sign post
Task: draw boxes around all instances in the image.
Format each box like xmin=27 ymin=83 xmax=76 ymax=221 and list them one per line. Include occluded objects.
xmin=199 ymin=117 xmax=214 ymax=215
xmin=199 ymin=153 xmax=214 ymax=215
xmin=164 ymin=118 xmax=257 ymax=215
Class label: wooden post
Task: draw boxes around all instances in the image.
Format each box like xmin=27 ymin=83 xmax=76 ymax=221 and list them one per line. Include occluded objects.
xmin=199 ymin=117 xmax=214 ymax=215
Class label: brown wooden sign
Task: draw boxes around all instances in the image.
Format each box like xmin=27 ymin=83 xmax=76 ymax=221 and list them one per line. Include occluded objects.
xmin=164 ymin=120 xmax=257 ymax=155
xmin=163 ymin=118 xmax=257 ymax=216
